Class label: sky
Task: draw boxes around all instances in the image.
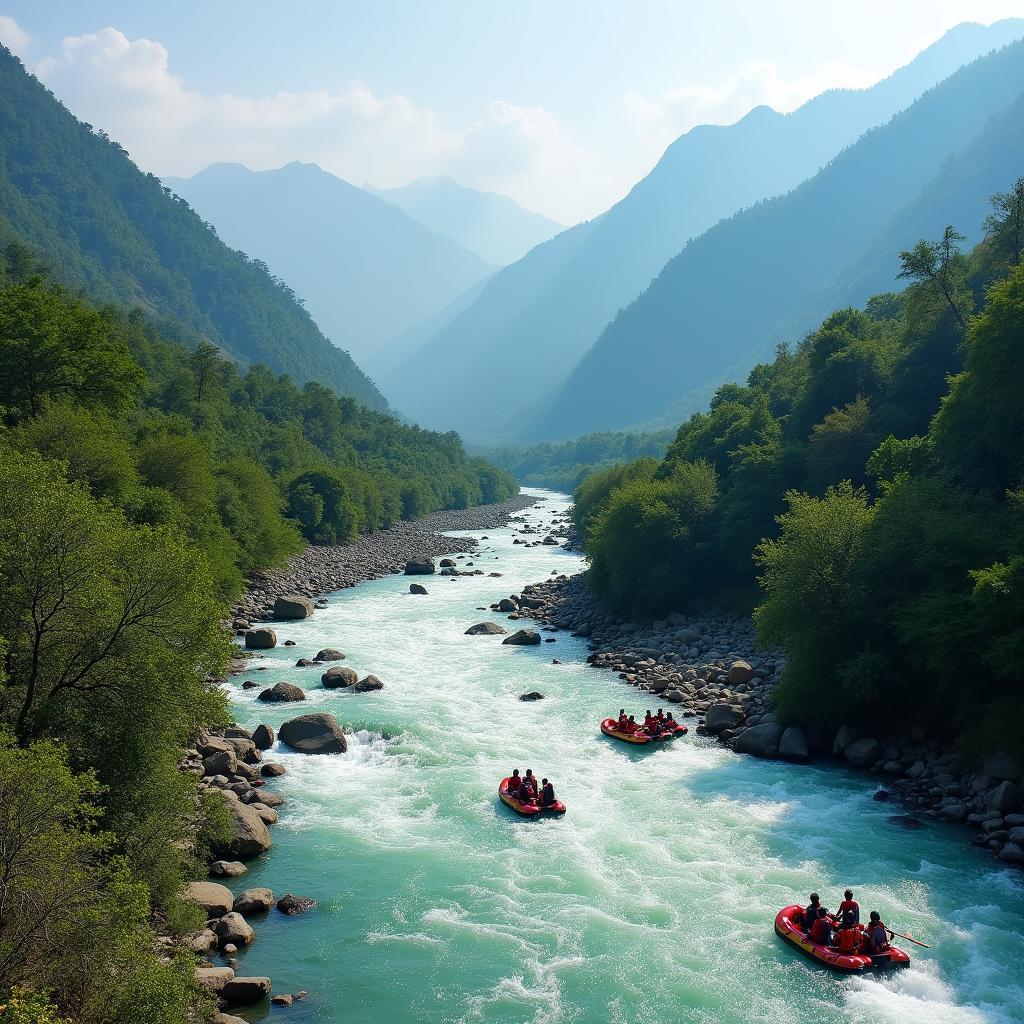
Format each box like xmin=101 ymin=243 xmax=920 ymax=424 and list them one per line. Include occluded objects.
xmin=1 ymin=1 xmax=1023 ymax=223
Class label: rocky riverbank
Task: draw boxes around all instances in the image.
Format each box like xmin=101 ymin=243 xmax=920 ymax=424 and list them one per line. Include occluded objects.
xmin=510 ymin=570 xmax=1024 ymax=868
xmin=231 ymin=495 xmax=540 ymax=625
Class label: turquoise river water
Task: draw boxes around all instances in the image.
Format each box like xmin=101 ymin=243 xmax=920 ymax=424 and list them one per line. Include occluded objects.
xmin=223 ymin=490 xmax=1024 ymax=1024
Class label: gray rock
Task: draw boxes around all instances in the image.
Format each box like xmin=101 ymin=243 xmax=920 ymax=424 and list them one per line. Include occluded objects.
xmin=314 ymin=648 xmax=345 ymax=662
xmin=519 ymin=691 xmax=545 ymax=701
xmin=277 ymin=893 xmax=317 ymax=916
xmin=845 ymin=738 xmax=882 ymax=769
xmin=465 ymin=622 xmax=507 ymax=635
xmin=704 ymin=703 xmax=744 ymax=734
xmin=998 ymin=842 xmax=1024 ymax=865
xmin=778 ymin=726 xmax=809 ymax=762
xmin=215 ymin=912 xmax=255 ymax=948
xmin=183 ymin=880 xmax=233 ymax=917
xmin=257 ymin=682 xmax=306 ymax=703
xmin=213 ymin=799 xmax=273 ymax=860
xmin=832 ymin=724 xmax=861 ymax=756
xmin=213 ymin=1015 xmax=249 ymax=1024
xmin=210 ymin=860 xmax=248 ymax=879
xmin=244 ymin=628 xmax=277 ymax=650
xmin=233 ymin=887 xmax=274 ymax=915
xmin=252 ymin=724 xmax=275 ymax=751
xmin=221 ymin=977 xmax=272 ymax=1007
xmin=409 ymin=583 xmax=428 ymax=595
xmin=988 ymin=780 xmax=1023 ymax=815
xmin=273 ymin=595 xmax=314 ymax=620
xmin=279 ymin=713 xmax=347 ymax=754
xmin=352 ymin=674 xmax=384 ymax=692
xmin=188 ymin=928 xmax=218 ymax=953
xmin=728 ymin=660 xmax=755 ymax=685
xmin=251 ymin=804 xmax=278 ymax=825
xmin=321 ymin=665 xmax=359 ymax=688
xmin=502 ymin=629 xmax=541 ymax=646
xmin=260 ymin=762 xmax=286 ymax=778
xmin=196 ymin=966 xmax=235 ymax=992
xmin=734 ymin=723 xmax=784 ymax=759
xmin=404 ymin=557 xmax=435 ymax=575
xmin=203 ymin=750 xmax=238 ymax=777
xmin=497 ymin=598 xmax=517 ymax=612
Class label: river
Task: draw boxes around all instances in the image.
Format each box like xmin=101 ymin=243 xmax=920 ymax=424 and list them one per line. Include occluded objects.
xmin=224 ymin=489 xmax=1024 ymax=1024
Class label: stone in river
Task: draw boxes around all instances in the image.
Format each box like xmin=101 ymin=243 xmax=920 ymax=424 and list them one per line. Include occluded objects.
xmin=183 ymin=880 xmax=233 ymax=917
xmin=778 ymin=726 xmax=808 ymax=762
xmin=844 ymin=738 xmax=882 ymax=768
xmin=244 ymin=628 xmax=277 ymax=650
xmin=213 ymin=801 xmax=272 ymax=860
xmin=314 ymin=648 xmax=345 ymax=662
xmin=409 ymin=583 xmax=428 ymax=595
xmin=502 ymin=629 xmax=541 ymax=646
xmin=734 ymin=724 xmax=784 ymax=759
xmin=321 ymin=666 xmax=358 ymax=688
xmin=215 ymin=912 xmax=255 ymax=948
xmin=279 ymin=713 xmax=347 ymax=754
xmin=519 ymin=691 xmax=544 ymax=701
xmin=260 ymin=762 xmax=286 ymax=778
xmin=277 ymin=893 xmax=317 ymax=916
xmin=257 ymin=682 xmax=306 ymax=703
xmin=351 ymin=674 xmax=384 ymax=692
xmin=252 ymin=723 xmax=275 ymax=750
xmin=465 ymin=622 xmax=507 ymax=636
xmin=273 ymin=595 xmax=314 ymax=620
xmin=704 ymin=703 xmax=744 ymax=734
xmin=210 ymin=860 xmax=248 ymax=878
xmin=404 ymin=556 xmax=435 ymax=575
xmin=233 ymin=887 xmax=275 ymax=915
xmin=220 ymin=977 xmax=272 ymax=1007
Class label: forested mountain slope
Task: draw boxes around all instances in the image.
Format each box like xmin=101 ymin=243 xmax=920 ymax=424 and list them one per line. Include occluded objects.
xmin=366 ymin=175 xmax=564 ymax=265
xmin=0 ymin=46 xmax=386 ymax=409
xmin=530 ymin=38 xmax=1024 ymax=440
xmin=166 ymin=163 xmax=494 ymax=363
xmin=381 ymin=19 xmax=1024 ymax=440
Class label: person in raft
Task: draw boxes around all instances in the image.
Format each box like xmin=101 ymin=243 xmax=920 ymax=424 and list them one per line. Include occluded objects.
xmin=508 ymin=769 xmax=522 ymax=797
xmin=522 ymin=769 xmax=540 ymax=801
xmin=809 ymin=906 xmax=833 ymax=945
xmin=835 ymin=908 xmax=860 ymax=954
xmin=644 ymin=710 xmax=655 ymax=730
xmin=837 ymin=889 xmax=860 ymax=925
xmin=617 ymin=709 xmax=629 ymax=732
xmin=665 ymin=711 xmax=680 ymax=732
xmin=625 ymin=715 xmax=640 ymax=734
xmin=539 ymin=777 xmax=557 ymax=808
xmin=865 ymin=911 xmax=891 ymax=955
xmin=802 ymin=893 xmax=821 ymax=935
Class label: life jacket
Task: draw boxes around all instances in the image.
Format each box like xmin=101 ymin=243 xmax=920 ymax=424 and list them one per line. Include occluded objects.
xmin=644 ymin=714 xmax=655 ymax=728
xmin=838 ymin=928 xmax=857 ymax=954
xmin=508 ymin=775 xmax=520 ymax=794
xmin=810 ymin=917 xmax=831 ymax=944
xmin=657 ymin=712 xmax=666 ymax=724
xmin=617 ymin=716 xmax=629 ymax=731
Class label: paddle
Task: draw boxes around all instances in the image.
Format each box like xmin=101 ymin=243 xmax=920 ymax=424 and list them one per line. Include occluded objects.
xmin=888 ymin=929 xmax=930 ymax=949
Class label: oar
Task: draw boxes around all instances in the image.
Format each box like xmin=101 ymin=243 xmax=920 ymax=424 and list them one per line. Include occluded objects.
xmin=888 ymin=929 xmax=930 ymax=949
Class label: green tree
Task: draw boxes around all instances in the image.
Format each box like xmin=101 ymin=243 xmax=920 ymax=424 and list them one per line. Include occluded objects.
xmin=898 ymin=226 xmax=969 ymax=331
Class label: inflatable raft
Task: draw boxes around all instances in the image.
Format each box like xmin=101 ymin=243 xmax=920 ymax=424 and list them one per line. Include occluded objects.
xmin=775 ymin=905 xmax=910 ymax=972
xmin=601 ymin=718 xmax=688 ymax=744
xmin=498 ymin=778 xmax=566 ymax=818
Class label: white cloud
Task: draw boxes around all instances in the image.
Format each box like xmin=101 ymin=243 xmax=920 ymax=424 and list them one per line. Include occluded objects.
xmin=0 ymin=15 xmax=29 ymax=56
xmin=33 ymin=27 xmax=600 ymax=222
xmin=622 ymin=59 xmax=881 ymax=165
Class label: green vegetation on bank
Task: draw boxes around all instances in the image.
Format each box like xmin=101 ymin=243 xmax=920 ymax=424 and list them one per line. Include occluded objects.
xmin=0 ymin=244 xmax=515 ymax=1019
xmin=576 ymin=180 xmax=1024 ymax=751
xmin=483 ymin=429 xmax=673 ymax=491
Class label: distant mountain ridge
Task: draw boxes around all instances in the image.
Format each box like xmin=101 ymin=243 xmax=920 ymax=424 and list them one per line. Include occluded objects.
xmin=528 ymin=37 xmax=1024 ymax=440
xmin=164 ymin=162 xmax=494 ymax=363
xmin=0 ymin=47 xmax=387 ymax=410
xmin=365 ymin=175 xmax=565 ymax=266
xmin=379 ymin=18 xmax=1024 ymax=441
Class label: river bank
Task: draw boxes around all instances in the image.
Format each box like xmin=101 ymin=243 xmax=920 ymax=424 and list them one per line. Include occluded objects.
xmin=513 ymin=569 xmax=1024 ymax=869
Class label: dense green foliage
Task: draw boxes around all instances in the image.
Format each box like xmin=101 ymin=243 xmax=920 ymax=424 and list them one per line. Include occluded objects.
xmin=0 ymin=45 xmax=384 ymax=408
xmin=484 ymin=429 xmax=673 ymax=491
xmin=580 ymin=183 xmax=1024 ymax=750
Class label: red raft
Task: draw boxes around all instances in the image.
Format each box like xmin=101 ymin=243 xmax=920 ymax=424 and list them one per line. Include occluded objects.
xmin=775 ymin=906 xmax=910 ymax=972
xmin=498 ymin=778 xmax=566 ymax=818
xmin=600 ymin=718 xmax=688 ymax=745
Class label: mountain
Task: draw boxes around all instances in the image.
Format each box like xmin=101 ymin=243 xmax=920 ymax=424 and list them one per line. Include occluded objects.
xmin=528 ymin=39 xmax=1024 ymax=440
xmin=378 ymin=18 xmax=1024 ymax=441
xmin=0 ymin=47 xmax=386 ymax=409
xmin=365 ymin=176 xmax=564 ymax=266
xmin=165 ymin=163 xmax=494 ymax=363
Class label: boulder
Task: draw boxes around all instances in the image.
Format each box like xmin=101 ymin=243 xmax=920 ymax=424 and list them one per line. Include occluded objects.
xmin=215 ymin=912 xmax=255 ymax=948
xmin=214 ymin=799 xmax=272 ymax=860
xmin=183 ymin=880 xmax=233 ymax=917
xmin=998 ymin=842 xmax=1024 ymax=865
xmin=221 ymin=977 xmax=272 ymax=1007
xmin=519 ymin=692 xmax=545 ymax=701
xmin=439 ymin=558 xmax=456 ymax=567
xmin=210 ymin=860 xmax=247 ymax=879
xmin=845 ymin=738 xmax=882 ymax=769
xmin=203 ymin=750 xmax=238 ymax=777
xmin=465 ymin=622 xmax=507 ymax=636
xmin=257 ymin=681 xmax=306 ymax=703
xmin=214 ymin=1015 xmax=249 ymax=1024
xmin=704 ymin=703 xmax=744 ymax=734
xmin=983 ymin=751 xmax=1022 ymax=781
xmin=195 ymin=966 xmax=235 ymax=992
xmin=321 ymin=666 xmax=359 ymax=688
xmin=409 ymin=583 xmax=428 ymax=595
xmin=277 ymin=893 xmax=317 ymax=916
xmin=778 ymin=726 xmax=809 ymax=762
xmin=734 ymin=724 xmax=784 ymax=759
xmin=404 ymin=557 xmax=435 ymax=575
xmin=352 ymin=675 xmax=384 ymax=692
xmin=988 ymin=780 xmax=1023 ymax=815
xmin=260 ymin=762 xmax=286 ymax=778
xmin=188 ymin=928 xmax=218 ymax=953
xmin=314 ymin=648 xmax=345 ymax=662
xmin=279 ymin=713 xmax=347 ymax=754
xmin=252 ymin=803 xmax=279 ymax=825
xmin=233 ymin=887 xmax=275 ymax=916
xmin=252 ymin=724 xmax=275 ymax=751
xmin=832 ymin=724 xmax=861 ymax=756
xmin=273 ymin=595 xmax=314 ymax=620
xmin=497 ymin=598 xmax=517 ymax=612
xmin=244 ymin=628 xmax=277 ymax=650
xmin=502 ymin=629 xmax=541 ymax=646
xmin=728 ymin=660 xmax=755 ymax=685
